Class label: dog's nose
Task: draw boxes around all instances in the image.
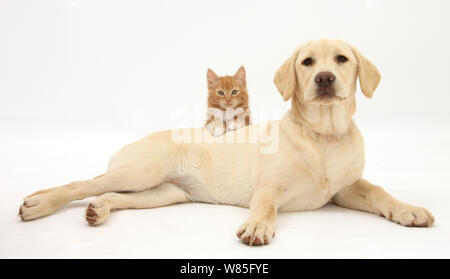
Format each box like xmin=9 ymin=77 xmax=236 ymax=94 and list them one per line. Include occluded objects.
xmin=315 ymin=72 xmax=335 ymax=87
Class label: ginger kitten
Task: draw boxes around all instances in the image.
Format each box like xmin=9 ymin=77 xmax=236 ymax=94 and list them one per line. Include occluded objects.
xmin=205 ymin=66 xmax=251 ymax=136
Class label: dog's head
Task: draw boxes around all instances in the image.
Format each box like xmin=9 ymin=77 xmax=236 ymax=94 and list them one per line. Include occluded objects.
xmin=274 ymin=39 xmax=380 ymax=106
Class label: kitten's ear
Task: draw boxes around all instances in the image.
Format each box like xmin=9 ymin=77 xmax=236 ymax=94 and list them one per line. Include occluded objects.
xmin=234 ymin=66 xmax=246 ymax=86
xmin=207 ymin=68 xmax=219 ymax=89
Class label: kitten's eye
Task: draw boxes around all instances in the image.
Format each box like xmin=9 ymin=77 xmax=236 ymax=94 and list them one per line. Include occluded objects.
xmin=301 ymin=57 xmax=314 ymax=66
xmin=231 ymin=89 xmax=238 ymax=95
xmin=336 ymin=55 xmax=348 ymax=63
xmin=217 ymin=90 xmax=225 ymax=96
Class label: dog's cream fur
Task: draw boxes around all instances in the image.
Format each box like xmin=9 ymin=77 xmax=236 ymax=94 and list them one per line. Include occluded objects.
xmin=19 ymin=39 xmax=434 ymax=246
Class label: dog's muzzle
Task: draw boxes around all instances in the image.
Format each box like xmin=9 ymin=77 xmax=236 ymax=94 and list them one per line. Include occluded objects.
xmin=313 ymin=71 xmax=346 ymax=103
xmin=315 ymin=71 xmax=336 ymax=97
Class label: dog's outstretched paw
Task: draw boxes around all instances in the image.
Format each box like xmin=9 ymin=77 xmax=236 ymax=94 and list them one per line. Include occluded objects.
xmin=19 ymin=193 xmax=57 ymax=221
xmin=386 ymin=204 xmax=435 ymax=227
xmin=236 ymin=221 xmax=275 ymax=246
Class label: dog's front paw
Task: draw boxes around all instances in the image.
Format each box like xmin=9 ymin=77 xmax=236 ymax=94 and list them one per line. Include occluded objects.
xmin=385 ymin=204 xmax=434 ymax=227
xmin=236 ymin=221 xmax=275 ymax=246
xmin=19 ymin=193 xmax=59 ymax=221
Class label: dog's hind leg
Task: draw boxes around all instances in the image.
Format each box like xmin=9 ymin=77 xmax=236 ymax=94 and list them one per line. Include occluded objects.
xmin=85 ymin=182 xmax=190 ymax=226
xmin=19 ymin=166 xmax=169 ymax=221
xmin=332 ymin=179 xmax=435 ymax=227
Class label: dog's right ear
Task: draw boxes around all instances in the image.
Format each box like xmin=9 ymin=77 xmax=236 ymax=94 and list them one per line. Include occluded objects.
xmin=273 ymin=47 xmax=301 ymax=101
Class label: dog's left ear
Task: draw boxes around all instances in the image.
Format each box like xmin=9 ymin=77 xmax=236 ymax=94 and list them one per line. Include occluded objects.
xmin=274 ymin=47 xmax=302 ymax=101
xmin=351 ymin=46 xmax=381 ymax=98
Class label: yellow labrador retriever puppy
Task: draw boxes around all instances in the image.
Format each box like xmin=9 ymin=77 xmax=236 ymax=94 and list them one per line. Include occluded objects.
xmin=19 ymin=39 xmax=434 ymax=246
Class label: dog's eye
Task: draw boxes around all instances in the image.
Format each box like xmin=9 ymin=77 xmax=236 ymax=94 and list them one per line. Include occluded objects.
xmin=336 ymin=55 xmax=348 ymax=63
xmin=231 ymin=89 xmax=238 ymax=95
xmin=217 ymin=90 xmax=225 ymax=96
xmin=301 ymin=57 xmax=314 ymax=66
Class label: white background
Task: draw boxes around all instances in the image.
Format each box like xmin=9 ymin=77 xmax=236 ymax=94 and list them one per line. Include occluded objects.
xmin=1 ymin=0 xmax=450 ymax=258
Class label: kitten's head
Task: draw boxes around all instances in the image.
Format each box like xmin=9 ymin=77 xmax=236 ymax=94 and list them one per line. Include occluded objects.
xmin=207 ymin=66 xmax=249 ymax=110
